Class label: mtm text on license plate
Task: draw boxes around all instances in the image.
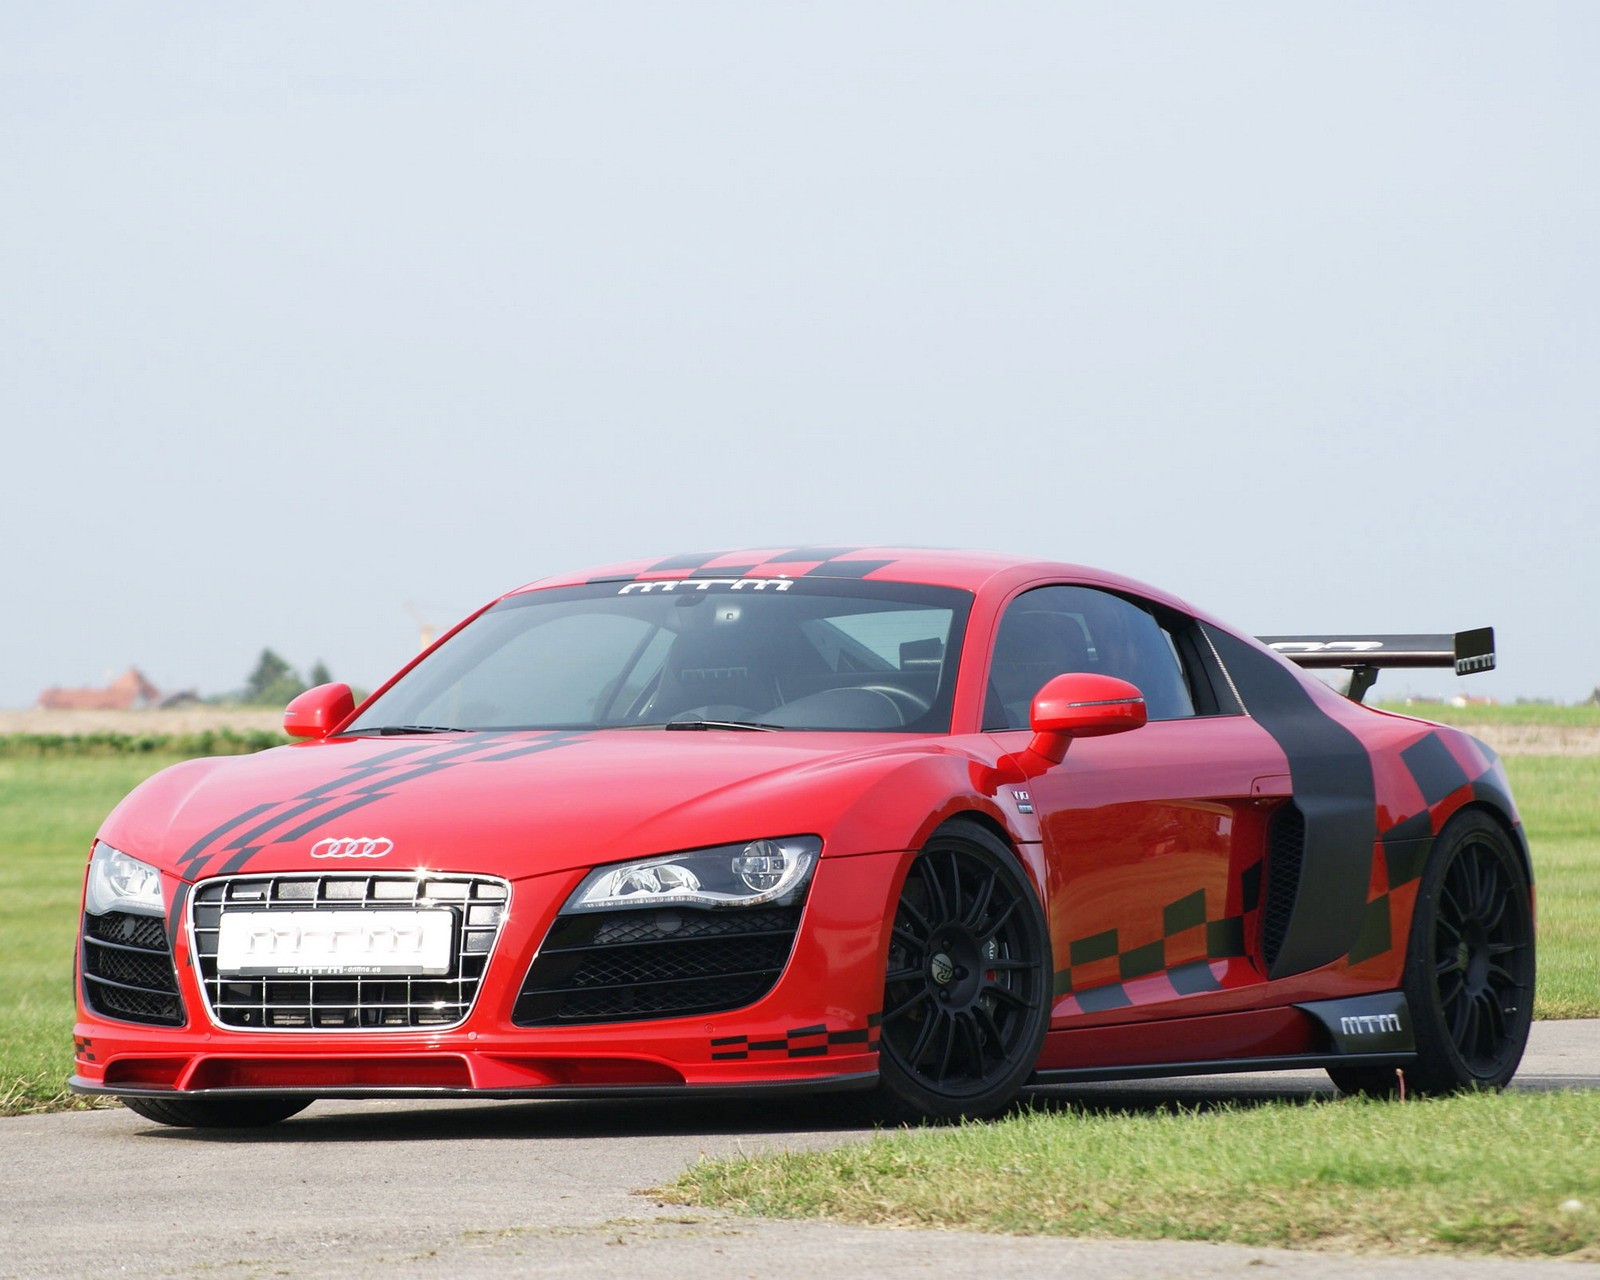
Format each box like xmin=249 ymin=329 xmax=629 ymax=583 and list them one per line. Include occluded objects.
xmin=215 ymin=909 xmax=454 ymax=977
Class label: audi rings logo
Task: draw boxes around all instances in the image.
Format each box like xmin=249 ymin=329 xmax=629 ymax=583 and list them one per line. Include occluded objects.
xmin=309 ymin=836 xmax=394 ymax=859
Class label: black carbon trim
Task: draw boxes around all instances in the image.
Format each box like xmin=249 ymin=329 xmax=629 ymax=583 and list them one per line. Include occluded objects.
xmin=1203 ymin=625 xmax=1378 ymax=979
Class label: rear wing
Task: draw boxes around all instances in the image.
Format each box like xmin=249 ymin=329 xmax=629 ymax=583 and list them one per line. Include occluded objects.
xmin=1254 ymin=628 xmax=1495 ymax=703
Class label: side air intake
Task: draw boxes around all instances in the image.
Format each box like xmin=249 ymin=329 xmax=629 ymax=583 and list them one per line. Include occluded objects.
xmin=1260 ymin=803 xmax=1306 ymax=974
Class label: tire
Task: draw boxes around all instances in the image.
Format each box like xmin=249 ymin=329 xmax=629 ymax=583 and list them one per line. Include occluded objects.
xmin=119 ymin=1095 xmax=311 ymax=1129
xmin=1329 ymin=810 xmax=1534 ymax=1098
xmin=871 ymin=820 xmax=1052 ymax=1123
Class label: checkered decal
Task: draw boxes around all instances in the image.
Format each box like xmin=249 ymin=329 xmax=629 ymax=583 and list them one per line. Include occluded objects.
xmin=1050 ymin=869 xmax=1261 ymax=1014
xmin=588 ymin=547 xmax=903 ymax=584
xmin=711 ymin=1014 xmax=882 ymax=1061
xmin=73 ymin=1036 xmax=96 ymax=1063
xmin=1348 ymin=729 xmax=1503 ymax=966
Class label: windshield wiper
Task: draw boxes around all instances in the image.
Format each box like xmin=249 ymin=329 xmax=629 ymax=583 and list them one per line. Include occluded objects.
xmin=660 ymin=719 xmax=785 ymax=733
xmin=346 ymin=725 xmax=473 ymax=736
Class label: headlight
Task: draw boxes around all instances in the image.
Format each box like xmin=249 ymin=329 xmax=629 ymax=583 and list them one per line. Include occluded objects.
xmin=561 ymin=836 xmax=821 ymax=913
xmin=84 ymin=842 xmax=166 ymax=918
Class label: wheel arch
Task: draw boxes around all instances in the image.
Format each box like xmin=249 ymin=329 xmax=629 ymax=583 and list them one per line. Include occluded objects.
xmin=1449 ymin=795 xmax=1534 ymax=886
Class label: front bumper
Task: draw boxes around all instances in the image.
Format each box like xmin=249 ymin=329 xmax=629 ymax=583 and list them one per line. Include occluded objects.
xmin=71 ymin=848 xmax=904 ymax=1100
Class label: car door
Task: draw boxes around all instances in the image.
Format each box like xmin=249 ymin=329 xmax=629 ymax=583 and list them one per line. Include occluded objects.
xmin=983 ymin=584 xmax=1289 ymax=1022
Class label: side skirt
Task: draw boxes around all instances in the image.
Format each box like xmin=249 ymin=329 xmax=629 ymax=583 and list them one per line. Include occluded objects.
xmin=1027 ymin=1051 xmax=1411 ymax=1087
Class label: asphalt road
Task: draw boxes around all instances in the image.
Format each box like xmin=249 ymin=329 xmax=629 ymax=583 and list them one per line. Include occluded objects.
xmin=3 ymin=1020 xmax=1597 ymax=1280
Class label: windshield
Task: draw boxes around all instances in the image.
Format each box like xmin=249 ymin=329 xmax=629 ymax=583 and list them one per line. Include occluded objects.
xmin=347 ymin=578 xmax=972 ymax=734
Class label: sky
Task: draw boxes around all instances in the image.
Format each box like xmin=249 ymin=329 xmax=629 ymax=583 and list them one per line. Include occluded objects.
xmin=3 ymin=3 xmax=1596 ymax=709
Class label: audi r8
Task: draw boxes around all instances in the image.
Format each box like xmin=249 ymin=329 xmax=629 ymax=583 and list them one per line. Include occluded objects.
xmin=72 ymin=547 xmax=1533 ymax=1127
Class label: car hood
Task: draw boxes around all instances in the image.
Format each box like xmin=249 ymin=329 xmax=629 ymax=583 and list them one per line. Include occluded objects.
xmin=99 ymin=729 xmax=955 ymax=883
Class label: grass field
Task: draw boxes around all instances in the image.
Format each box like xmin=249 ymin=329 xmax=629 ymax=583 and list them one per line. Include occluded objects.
xmin=1372 ymin=701 xmax=1600 ymax=729
xmin=667 ymin=1091 xmax=1600 ymax=1257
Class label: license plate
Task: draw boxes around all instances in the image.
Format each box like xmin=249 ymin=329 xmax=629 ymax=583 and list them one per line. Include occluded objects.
xmin=215 ymin=910 xmax=454 ymax=977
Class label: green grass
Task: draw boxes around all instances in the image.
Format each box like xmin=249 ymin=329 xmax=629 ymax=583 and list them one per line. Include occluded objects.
xmin=1506 ymin=756 xmax=1600 ymax=1019
xmin=1372 ymin=701 xmax=1600 ymax=728
xmin=0 ymin=753 xmax=195 ymax=1113
xmin=667 ymin=1091 xmax=1600 ymax=1257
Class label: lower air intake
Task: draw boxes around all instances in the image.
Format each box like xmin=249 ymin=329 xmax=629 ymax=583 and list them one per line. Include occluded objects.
xmin=81 ymin=910 xmax=184 ymax=1027
xmin=514 ymin=905 xmax=802 ymax=1026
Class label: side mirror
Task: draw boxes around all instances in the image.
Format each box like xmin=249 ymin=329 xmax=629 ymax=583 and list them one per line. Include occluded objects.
xmin=1027 ymin=673 xmax=1147 ymax=765
xmin=284 ymin=682 xmax=355 ymax=740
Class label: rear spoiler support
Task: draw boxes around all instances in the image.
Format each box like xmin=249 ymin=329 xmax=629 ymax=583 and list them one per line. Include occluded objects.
xmin=1254 ymin=628 xmax=1496 ymax=704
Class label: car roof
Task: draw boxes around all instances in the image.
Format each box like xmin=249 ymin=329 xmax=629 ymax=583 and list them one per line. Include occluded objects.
xmin=515 ymin=546 xmax=1194 ymax=610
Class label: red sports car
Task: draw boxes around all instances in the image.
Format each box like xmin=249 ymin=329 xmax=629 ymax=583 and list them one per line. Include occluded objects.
xmin=71 ymin=547 xmax=1533 ymax=1128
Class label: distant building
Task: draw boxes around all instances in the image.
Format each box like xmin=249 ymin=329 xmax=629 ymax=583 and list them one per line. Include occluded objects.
xmin=38 ymin=668 xmax=163 ymax=711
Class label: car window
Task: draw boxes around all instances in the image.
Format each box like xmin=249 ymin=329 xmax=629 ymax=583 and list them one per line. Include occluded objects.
xmin=983 ymin=585 xmax=1197 ymax=730
xmin=347 ymin=580 xmax=973 ymax=733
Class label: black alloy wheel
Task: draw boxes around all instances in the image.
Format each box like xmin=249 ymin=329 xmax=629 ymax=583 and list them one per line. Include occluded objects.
xmin=1329 ymin=810 xmax=1534 ymax=1097
xmin=119 ymin=1095 xmax=311 ymax=1129
xmin=874 ymin=820 xmax=1051 ymax=1122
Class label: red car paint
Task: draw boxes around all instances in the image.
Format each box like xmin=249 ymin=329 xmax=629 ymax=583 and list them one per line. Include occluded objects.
xmin=70 ymin=547 xmax=1527 ymax=1108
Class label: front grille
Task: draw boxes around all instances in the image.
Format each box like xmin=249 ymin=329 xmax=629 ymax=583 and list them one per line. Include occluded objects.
xmin=189 ymin=874 xmax=509 ymax=1031
xmin=82 ymin=910 xmax=184 ymax=1026
xmin=514 ymin=905 xmax=802 ymax=1026
xmin=1261 ymin=802 xmax=1306 ymax=971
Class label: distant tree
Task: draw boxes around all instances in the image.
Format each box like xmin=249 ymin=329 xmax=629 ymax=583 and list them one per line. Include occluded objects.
xmin=242 ymin=649 xmax=309 ymax=707
xmin=1587 ymin=686 xmax=1600 ymax=707
xmin=309 ymin=660 xmax=333 ymax=687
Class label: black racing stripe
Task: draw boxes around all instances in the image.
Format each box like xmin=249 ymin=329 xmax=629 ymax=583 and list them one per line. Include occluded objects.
xmin=1346 ymin=895 xmax=1393 ymax=965
xmin=164 ymin=881 xmax=191 ymax=954
xmin=347 ymin=738 xmax=537 ymax=792
xmin=827 ymin=1029 xmax=870 ymax=1045
xmin=176 ymin=803 xmax=277 ymax=871
xmin=1241 ymin=862 xmax=1263 ymax=913
xmin=223 ymin=795 xmax=338 ymax=851
xmin=1203 ymin=625 xmax=1378 ymax=979
xmin=1162 ymin=890 xmax=1207 ymax=936
xmin=1052 ymin=970 xmax=1073 ymax=997
xmin=710 ymin=1035 xmax=747 ymax=1047
xmin=787 ymin=1023 xmax=828 ymax=1038
xmin=1167 ymin=960 xmax=1224 ymax=995
xmin=788 ymin=1045 xmax=830 ymax=1058
xmin=764 ymin=546 xmax=859 ymax=563
xmin=1383 ymin=809 xmax=1434 ymax=843
xmin=474 ymin=733 xmax=585 ymax=763
xmin=1383 ymin=838 xmax=1431 ymax=888
xmin=711 ymin=1051 xmax=748 ymax=1061
xmin=1401 ymin=734 xmax=1471 ymax=808
xmin=218 ymin=845 xmax=264 ymax=876
xmin=802 ymin=558 xmax=896 ymax=579
xmin=278 ymin=793 xmax=393 ymax=842
xmin=1069 ymin=929 xmax=1118 ymax=966
xmin=1118 ymin=940 xmax=1165 ymax=980
xmin=1206 ymin=916 xmax=1246 ymax=958
xmin=1075 ymin=983 xmax=1132 ymax=1013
